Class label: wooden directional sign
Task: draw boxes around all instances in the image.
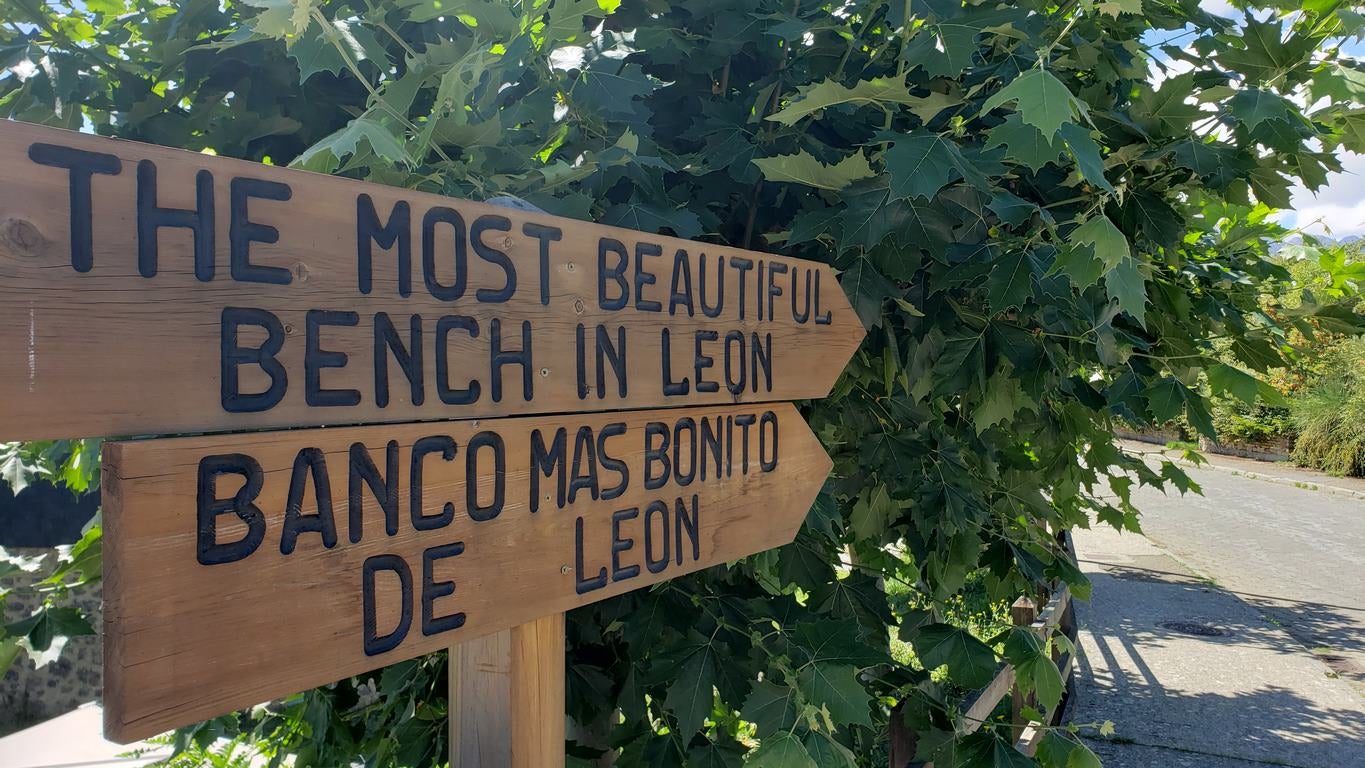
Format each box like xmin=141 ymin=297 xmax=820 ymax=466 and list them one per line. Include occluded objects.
xmin=101 ymin=403 xmax=830 ymax=742
xmin=0 ymin=121 xmax=864 ymax=441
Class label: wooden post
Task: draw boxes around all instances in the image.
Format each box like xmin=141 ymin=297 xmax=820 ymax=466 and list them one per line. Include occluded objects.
xmin=449 ymin=613 xmax=566 ymax=768
xmin=1009 ymin=597 xmax=1038 ymax=744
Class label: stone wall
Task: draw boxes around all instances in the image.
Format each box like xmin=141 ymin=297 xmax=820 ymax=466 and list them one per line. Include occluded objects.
xmin=0 ymin=480 xmax=102 ymax=736
xmin=0 ymin=551 xmax=103 ymax=735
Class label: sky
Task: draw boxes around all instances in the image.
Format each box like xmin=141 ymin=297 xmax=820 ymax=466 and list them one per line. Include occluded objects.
xmin=1190 ymin=1 xmax=1365 ymax=238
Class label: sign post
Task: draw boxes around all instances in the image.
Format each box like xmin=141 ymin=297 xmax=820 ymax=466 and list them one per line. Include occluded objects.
xmin=0 ymin=120 xmax=866 ymax=762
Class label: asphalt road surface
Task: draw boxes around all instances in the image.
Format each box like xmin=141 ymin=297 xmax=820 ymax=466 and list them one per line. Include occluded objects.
xmin=1122 ymin=451 xmax=1365 ymax=691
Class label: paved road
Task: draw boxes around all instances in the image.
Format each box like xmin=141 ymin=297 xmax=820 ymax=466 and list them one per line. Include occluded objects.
xmin=1125 ymin=453 xmax=1365 ymax=689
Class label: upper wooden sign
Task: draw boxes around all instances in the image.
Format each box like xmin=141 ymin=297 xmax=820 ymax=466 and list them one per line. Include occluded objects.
xmin=0 ymin=121 xmax=865 ymax=441
xmin=101 ymin=403 xmax=829 ymax=742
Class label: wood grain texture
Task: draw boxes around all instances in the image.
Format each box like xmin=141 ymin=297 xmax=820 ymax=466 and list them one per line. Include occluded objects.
xmin=448 ymin=614 xmax=566 ymax=768
xmin=0 ymin=121 xmax=864 ymax=440
xmin=101 ymin=403 xmax=829 ymax=742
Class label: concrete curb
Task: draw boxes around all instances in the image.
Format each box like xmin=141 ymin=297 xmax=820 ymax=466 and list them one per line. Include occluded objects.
xmin=1120 ymin=442 xmax=1365 ymax=502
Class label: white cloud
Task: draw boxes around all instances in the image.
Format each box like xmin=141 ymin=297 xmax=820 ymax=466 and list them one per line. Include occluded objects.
xmin=1200 ymin=0 xmax=1240 ymax=19
xmin=1282 ymin=152 xmax=1365 ymax=237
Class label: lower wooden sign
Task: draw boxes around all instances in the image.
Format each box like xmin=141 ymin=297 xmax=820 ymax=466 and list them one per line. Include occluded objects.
xmin=101 ymin=403 xmax=829 ymax=742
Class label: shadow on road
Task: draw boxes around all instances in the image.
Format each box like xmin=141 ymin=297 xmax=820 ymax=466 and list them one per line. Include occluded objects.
xmin=1082 ymin=558 xmax=1365 ymax=680
xmin=1074 ymin=560 xmax=1365 ymax=767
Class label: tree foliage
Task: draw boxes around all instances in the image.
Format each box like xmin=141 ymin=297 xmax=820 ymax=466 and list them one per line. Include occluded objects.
xmin=3 ymin=0 xmax=1365 ymax=765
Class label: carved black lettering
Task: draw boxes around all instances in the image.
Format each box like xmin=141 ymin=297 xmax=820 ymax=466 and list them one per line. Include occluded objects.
xmin=435 ymin=316 xmax=480 ymax=405
xmin=281 ymin=447 xmax=337 ymax=554
xmin=674 ymin=494 xmax=700 ymax=565
xmin=643 ymin=500 xmax=669 ymax=574
xmin=196 ymin=454 xmax=266 ymax=566
xmin=422 ymin=206 xmax=468 ymax=301
xmin=523 ymin=221 xmax=562 ymax=306
xmin=137 ymin=160 xmax=214 ymax=280
xmin=597 ymin=422 xmax=629 ymax=501
xmin=472 ymin=214 xmax=515 ymax=303
xmin=465 ymin=430 xmax=505 ymax=522
xmin=643 ymin=421 xmax=670 ymax=491
xmin=27 ymin=143 xmax=121 ymax=272
xmin=362 ymin=554 xmax=412 ymax=656
xmin=611 ymin=507 xmax=641 ymax=581
xmin=305 ymin=309 xmax=361 ymax=407
xmin=596 ymin=325 xmax=627 ymax=399
xmin=220 ymin=307 xmax=287 ymax=413
xmin=568 ymin=426 xmax=600 ymax=504
xmin=814 ymin=269 xmax=832 ymax=325
xmin=699 ymin=254 xmax=724 ymax=319
xmin=700 ymin=417 xmax=723 ymax=482
xmin=357 ymin=195 xmax=411 ymax=297
xmin=349 ymin=441 xmax=399 ymax=544
xmin=723 ymin=330 xmax=746 ymax=395
xmin=729 ymin=256 xmax=754 ymax=320
xmin=673 ymin=417 xmax=697 ymax=487
xmin=668 ymin=249 xmax=694 ymax=316
xmin=421 ymin=541 xmax=467 ymax=636
xmin=230 ymin=177 xmax=292 ymax=285
xmin=767 ymin=261 xmax=787 ymax=321
xmin=489 ymin=319 xmax=532 ymax=402
xmin=598 ymin=238 xmax=629 ymax=310
xmin=410 ymin=435 xmax=456 ymax=531
xmin=575 ymin=517 xmax=608 ymax=594
xmin=661 ymin=328 xmax=689 ymax=396
xmin=374 ymin=312 xmax=424 ymax=408
xmin=634 ymin=241 xmax=663 ymax=312
xmin=751 ymin=332 xmax=773 ymax=393
xmin=791 ymin=267 xmax=812 ymax=324
xmin=759 ymin=410 xmax=779 ymax=472
xmin=530 ymin=427 xmax=567 ymax=513
xmin=693 ymin=330 xmax=719 ymax=394
xmin=735 ymin=414 xmax=756 ymax=475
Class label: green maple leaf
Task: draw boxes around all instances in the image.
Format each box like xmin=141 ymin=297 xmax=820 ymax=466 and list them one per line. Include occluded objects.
xmin=1230 ymin=88 xmax=1295 ymax=132
xmin=981 ymin=68 xmax=1084 ymax=138
xmin=801 ymin=732 xmax=857 ymax=768
xmin=985 ymin=114 xmax=1064 ymax=171
xmin=752 ymin=150 xmax=875 ymax=190
xmin=796 ymin=663 xmax=873 ymax=728
xmin=1059 ymin=122 xmax=1114 ymax=193
xmin=1133 ymin=71 xmax=1203 ymax=132
xmin=242 ymin=0 xmax=307 ymax=40
xmin=1144 ymin=377 xmax=1188 ymax=423
xmin=600 ymin=202 xmax=702 ymax=238
xmin=1070 ymin=215 xmax=1130 ymax=271
xmin=1207 ymin=363 xmax=1259 ymax=405
xmin=793 ymin=620 xmax=890 ymax=667
xmin=288 ymin=22 xmax=346 ymax=82
xmin=903 ymin=21 xmax=982 ymax=77
xmin=544 ymin=0 xmax=610 ymax=45
xmin=1310 ymin=61 xmax=1365 ymax=103
xmin=976 ymin=367 xmax=1038 ymax=434
xmin=986 ymin=250 xmax=1034 ymax=312
xmin=884 ymin=131 xmax=988 ymax=200
xmin=767 ymin=74 xmax=919 ymax=126
xmin=747 ymin=732 xmax=817 ymax=768
xmin=1097 ymin=0 xmax=1142 ymax=17
xmin=911 ymin=623 xmax=998 ymax=689
xmin=741 ymin=680 xmax=799 ymax=736
xmin=664 ymin=632 xmax=718 ymax=737
xmin=905 ymin=90 xmax=963 ymax=123
xmin=987 ymin=189 xmax=1039 ymax=227
xmin=849 ymin=484 xmax=896 ymax=540
xmin=1217 ymin=15 xmax=1314 ymax=84
xmin=1104 ymin=256 xmax=1148 ymax=326
xmin=293 ymin=117 xmax=411 ymax=173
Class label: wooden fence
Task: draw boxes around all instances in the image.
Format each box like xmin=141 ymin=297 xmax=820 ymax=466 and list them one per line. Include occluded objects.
xmin=889 ymin=533 xmax=1080 ymax=767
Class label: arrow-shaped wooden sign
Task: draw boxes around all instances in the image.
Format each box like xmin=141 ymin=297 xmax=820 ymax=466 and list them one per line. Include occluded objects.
xmin=0 ymin=121 xmax=864 ymax=441
xmin=101 ymin=403 xmax=830 ymax=742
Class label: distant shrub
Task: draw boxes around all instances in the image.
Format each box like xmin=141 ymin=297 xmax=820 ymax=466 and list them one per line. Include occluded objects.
xmin=1211 ymin=399 xmax=1294 ymax=445
xmin=1290 ymin=339 xmax=1365 ymax=477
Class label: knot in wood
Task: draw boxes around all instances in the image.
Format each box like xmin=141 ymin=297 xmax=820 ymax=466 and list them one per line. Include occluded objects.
xmin=2 ymin=218 xmax=47 ymax=255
